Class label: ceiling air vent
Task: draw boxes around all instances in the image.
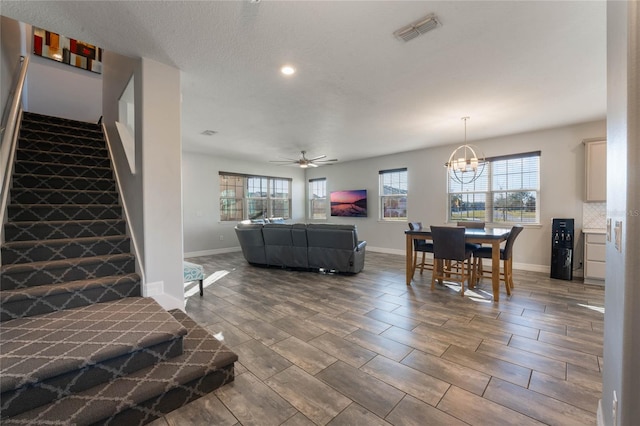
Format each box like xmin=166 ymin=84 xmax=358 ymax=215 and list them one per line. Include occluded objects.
xmin=393 ymin=14 xmax=440 ymax=42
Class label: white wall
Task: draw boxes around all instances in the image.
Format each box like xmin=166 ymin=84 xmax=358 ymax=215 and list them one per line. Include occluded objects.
xmin=601 ymin=1 xmax=640 ymax=425
xmin=1 ymin=15 xmax=23 ymax=121
xmin=26 ymin=49 xmax=102 ymax=123
xmin=140 ymin=57 xmax=184 ymax=309
xmin=102 ymin=51 xmax=145 ymax=275
xmin=103 ymin=53 xmax=184 ymax=311
xmin=182 ymin=151 xmax=305 ymax=256
xmin=1 ymin=19 xmax=101 ymax=123
xmin=304 ymin=120 xmax=606 ymax=272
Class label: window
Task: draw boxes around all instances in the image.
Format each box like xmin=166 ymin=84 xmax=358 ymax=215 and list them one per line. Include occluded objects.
xmin=448 ymin=151 xmax=540 ymax=224
xmin=219 ymin=172 xmax=292 ymax=221
xmin=308 ymin=178 xmax=327 ymax=219
xmin=379 ymin=168 xmax=408 ymax=220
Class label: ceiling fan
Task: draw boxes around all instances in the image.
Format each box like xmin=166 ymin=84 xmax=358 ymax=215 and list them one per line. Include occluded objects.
xmin=270 ymin=151 xmax=338 ymax=168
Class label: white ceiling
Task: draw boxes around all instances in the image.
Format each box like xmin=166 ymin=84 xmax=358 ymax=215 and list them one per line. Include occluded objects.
xmin=2 ymin=0 xmax=606 ymax=165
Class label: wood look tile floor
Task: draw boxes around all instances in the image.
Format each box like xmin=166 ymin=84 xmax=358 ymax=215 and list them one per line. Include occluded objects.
xmin=149 ymin=252 xmax=604 ymax=426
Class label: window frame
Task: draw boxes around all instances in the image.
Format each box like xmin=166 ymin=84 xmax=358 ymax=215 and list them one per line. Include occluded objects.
xmin=447 ymin=151 xmax=540 ymax=225
xmin=308 ymin=178 xmax=327 ymax=220
xmin=379 ymin=168 xmax=408 ymax=221
xmin=219 ymin=172 xmax=292 ymax=222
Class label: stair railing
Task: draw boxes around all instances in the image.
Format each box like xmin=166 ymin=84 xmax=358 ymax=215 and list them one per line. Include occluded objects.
xmin=1 ymin=55 xmax=29 ymax=243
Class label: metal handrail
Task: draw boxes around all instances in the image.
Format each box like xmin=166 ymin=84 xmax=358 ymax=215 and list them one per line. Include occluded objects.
xmin=1 ymin=55 xmax=29 ymax=243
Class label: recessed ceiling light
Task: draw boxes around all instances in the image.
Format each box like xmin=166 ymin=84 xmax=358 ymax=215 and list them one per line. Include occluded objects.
xmin=281 ymin=65 xmax=296 ymax=76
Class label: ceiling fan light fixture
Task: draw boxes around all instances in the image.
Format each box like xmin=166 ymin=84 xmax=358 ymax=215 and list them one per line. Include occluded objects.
xmin=269 ymin=150 xmax=338 ymax=167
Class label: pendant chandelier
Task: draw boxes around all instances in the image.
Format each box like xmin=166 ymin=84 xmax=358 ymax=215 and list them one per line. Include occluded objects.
xmin=445 ymin=117 xmax=486 ymax=185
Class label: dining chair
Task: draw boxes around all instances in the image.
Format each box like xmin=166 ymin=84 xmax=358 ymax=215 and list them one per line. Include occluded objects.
xmin=474 ymin=225 xmax=524 ymax=295
xmin=430 ymin=226 xmax=475 ymax=296
xmin=457 ymin=221 xmax=485 ymax=250
xmin=408 ymin=222 xmax=434 ymax=277
xmin=457 ymin=221 xmax=485 ymax=229
xmin=456 ymin=221 xmax=485 ymax=276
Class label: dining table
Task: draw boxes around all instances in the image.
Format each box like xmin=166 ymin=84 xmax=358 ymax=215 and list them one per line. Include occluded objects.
xmin=405 ymin=226 xmax=512 ymax=302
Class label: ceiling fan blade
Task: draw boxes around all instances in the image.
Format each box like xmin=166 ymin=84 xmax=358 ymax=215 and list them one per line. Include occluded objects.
xmin=316 ymin=158 xmax=338 ymax=162
xmin=269 ymin=160 xmax=296 ymax=163
xmin=308 ymin=154 xmax=326 ymax=161
xmin=308 ymin=162 xmax=319 ymax=167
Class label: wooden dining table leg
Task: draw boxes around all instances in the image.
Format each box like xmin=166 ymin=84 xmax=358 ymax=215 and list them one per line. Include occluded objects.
xmin=491 ymin=239 xmax=500 ymax=301
xmin=406 ymin=234 xmax=413 ymax=285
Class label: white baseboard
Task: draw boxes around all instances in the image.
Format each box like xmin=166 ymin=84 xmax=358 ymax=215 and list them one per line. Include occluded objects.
xmin=151 ymin=293 xmax=185 ymax=312
xmin=584 ymin=277 xmax=605 ymax=286
xmin=366 ymin=246 xmax=406 ymax=256
xmin=511 ymin=262 xmax=549 ymax=274
xmin=143 ymin=280 xmax=164 ymax=297
xmin=144 ymin=280 xmax=186 ymax=311
xmin=185 ymin=247 xmax=241 ymax=258
xmin=597 ymin=399 xmax=604 ymax=426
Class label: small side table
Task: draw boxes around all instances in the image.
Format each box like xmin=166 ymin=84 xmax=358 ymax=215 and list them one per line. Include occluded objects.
xmin=183 ymin=261 xmax=204 ymax=297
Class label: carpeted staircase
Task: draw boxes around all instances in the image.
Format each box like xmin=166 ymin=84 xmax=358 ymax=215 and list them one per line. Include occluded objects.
xmin=0 ymin=112 xmax=237 ymax=424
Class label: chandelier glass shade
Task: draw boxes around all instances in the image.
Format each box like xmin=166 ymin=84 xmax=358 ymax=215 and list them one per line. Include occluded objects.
xmin=445 ymin=117 xmax=486 ymax=185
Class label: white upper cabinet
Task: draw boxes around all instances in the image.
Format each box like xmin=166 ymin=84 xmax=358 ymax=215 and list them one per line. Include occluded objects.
xmin=584 ymin=139 xmax=607 ymax=202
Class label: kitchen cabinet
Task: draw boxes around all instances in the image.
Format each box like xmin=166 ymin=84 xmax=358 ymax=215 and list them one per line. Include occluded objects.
xmin=584 ymin=231 xmax=605 ymax=285
xmin=584 ymin=139 xmax=606 ymax=202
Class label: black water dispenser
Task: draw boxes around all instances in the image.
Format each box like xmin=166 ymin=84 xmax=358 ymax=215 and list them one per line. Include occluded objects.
xmin=550 ymin=218 xmax=574 ymax=280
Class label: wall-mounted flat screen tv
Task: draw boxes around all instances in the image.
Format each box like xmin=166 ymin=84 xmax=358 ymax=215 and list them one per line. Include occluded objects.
xmin=330 ymin=190 xmax=367 ymax=217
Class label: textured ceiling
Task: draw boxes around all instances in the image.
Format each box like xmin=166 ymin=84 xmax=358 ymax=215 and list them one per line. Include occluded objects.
xmin=1 ymin=0 xmax=607 ymax=165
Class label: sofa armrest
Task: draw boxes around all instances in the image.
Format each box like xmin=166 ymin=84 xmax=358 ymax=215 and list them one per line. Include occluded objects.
xmin=356 ymin=241 xmax=367 ymax=251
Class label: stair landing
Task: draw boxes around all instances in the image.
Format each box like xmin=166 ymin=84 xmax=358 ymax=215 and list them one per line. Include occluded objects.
xmin=2 ymin=308 xmax=238 ymax=425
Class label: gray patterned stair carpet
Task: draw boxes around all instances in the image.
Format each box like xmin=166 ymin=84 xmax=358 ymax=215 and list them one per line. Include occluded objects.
xmin=0 ymin=298 xmax=187 ymax=418
xmin=2 ymin=309 xmax=238 ymax=426
xmin=0 ymin=112 xmax=237 ymax=424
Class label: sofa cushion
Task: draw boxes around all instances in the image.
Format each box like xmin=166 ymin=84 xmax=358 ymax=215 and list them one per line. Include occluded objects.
xmin=306 ymin=224 xmax=358 ymax=249
xmin=235 ymin=223 xmax=266 ymax=264
xmin=305 ymin=224 xmax=364 ymax=272
xmin=263 ymin=224 xmax=294 ymax=267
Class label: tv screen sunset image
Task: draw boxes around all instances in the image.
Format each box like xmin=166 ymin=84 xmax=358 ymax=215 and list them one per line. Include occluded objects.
xmin=330 ymin=190 xmax=367 ymax=217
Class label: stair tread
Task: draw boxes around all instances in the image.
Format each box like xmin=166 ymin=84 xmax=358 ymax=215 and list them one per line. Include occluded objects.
xmin=17 ymin=142 xmax=107 ymax=156
xmin=19 ymin=129 xmax=104 ymax=142
xmin=1 ymin=253 xmax=134 ymax=273
xmin=0 ymin=273 xmax=140 ymax=303
xmin=2 ymin=234 xmax=128 ymax=249
xmin=18 ymin=147 xmax=109 ymax=161
xmin=19 ymin=135 xmax=106 ymax=143
xmin=5 ymin=218 xmax=125 ymax=227
xmin=2 ymin=309 xmax=238 ymax=425
xmin=9 ymin=203 xmax=120 ymax=208
xmin=13 ymin=173 xmax=113 ymax=182
xmin=11 ymin=188 xmax=118 ymax=195
xmin=15 ymin=159 xmax=111 ymax=171
xmin=3 ymin=219 xmax=126 ymax=241
xmin=0 ymin=297 xmax=187 ymax=394
xmin=4 ymin=219 xmax=125 ymax=230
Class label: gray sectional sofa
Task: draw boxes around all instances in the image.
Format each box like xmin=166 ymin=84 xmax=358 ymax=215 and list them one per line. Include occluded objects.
xmin=234 ymin=223 xmax=366 ymax=273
